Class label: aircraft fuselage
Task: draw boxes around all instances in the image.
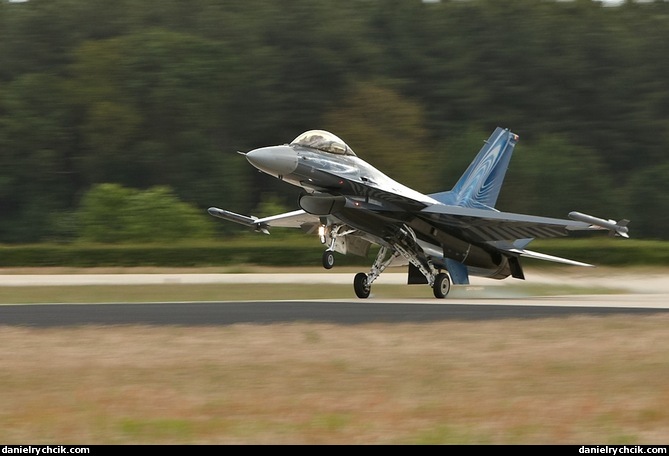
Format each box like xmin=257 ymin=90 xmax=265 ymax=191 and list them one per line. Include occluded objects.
xmin=245 ymin=143 xmax=512 ymax=279
xmin=210 ymin=128 xmax=627 ymax=298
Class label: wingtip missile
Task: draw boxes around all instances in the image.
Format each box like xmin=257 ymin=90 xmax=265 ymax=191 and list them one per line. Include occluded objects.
xmin=207 ymin=207 xmax=270 ymax=234
xmin=207 ymin=207 xmax=257 ymax=226
xmin=568 ymin=211 xmax=630 ymax=238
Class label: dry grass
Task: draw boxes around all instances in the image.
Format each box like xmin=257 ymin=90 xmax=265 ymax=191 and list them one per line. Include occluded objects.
xmin=1 ymin=316 xmax=668 ymax=444
xmin=0 ymin=282 xmax=609 ymax=304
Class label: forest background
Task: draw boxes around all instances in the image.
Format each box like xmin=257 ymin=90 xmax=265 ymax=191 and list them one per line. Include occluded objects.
xmin=1 ymin=0 xmax=668 ymax=246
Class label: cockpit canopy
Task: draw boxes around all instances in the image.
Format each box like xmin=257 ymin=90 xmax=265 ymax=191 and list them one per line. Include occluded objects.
xmin=290 ymin=130 xmax=356 ymax=156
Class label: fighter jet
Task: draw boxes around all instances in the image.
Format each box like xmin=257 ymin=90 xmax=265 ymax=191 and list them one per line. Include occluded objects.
xmin=208 ymin=128 xmax=630 ymax=298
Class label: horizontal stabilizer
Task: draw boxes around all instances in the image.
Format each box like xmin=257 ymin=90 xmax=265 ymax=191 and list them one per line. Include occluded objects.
xmin=507 ymin=248 xmax=594 ymax=267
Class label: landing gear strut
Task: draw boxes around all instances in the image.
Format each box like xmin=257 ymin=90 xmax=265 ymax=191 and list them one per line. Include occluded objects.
xmin=319 ymin=224 xmax=356 ymax=270
xmin=352 ymin=225 xmax=452 ymax=299
xmin=352 ymin=246 xmax=398 ymax=299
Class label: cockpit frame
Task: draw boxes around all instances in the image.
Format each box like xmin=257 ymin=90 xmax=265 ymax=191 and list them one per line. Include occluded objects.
xmin=291 ymin=130 xmax=357 ymax=156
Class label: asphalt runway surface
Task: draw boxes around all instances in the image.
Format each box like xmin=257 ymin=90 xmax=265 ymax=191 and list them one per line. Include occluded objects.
xmin=1 ymin=271 xmax=667 ymax=327
xmin=2 ymin=296 xmax=669 ymax=327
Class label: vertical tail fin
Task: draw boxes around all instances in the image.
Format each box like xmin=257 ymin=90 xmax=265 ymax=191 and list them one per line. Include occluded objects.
xmin=429 ymin=127 xmax=518 ymax=209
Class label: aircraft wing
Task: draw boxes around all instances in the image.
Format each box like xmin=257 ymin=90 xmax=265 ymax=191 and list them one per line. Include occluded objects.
xmin=417 ymin=204 xmax=631 ymax=267
xmin=208 ymin=207 xmax=321 ymax=234
xmin=420 ymin=204 xmax=614 ymax=243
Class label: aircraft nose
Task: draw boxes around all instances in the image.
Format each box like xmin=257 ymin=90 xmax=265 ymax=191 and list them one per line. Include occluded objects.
xmin=246 ymin=146 xmax=298 ymax=177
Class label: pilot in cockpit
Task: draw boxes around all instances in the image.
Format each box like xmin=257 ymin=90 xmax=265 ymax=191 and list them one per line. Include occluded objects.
xmin=291 ymin=130 xmax=356 ymax=156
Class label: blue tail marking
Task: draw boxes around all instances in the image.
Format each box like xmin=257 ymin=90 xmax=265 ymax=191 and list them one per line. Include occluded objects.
xmin=429 ymin=127 xmax=518 ymax=210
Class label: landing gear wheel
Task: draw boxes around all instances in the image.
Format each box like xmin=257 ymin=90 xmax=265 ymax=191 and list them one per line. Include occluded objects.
xmin=433 ymin=272 xmax=451 ymax=299
xmin=354 ymin=272 xmax=371 ymax=299
xmin=322 ymin=250 xmax=335 ymax=269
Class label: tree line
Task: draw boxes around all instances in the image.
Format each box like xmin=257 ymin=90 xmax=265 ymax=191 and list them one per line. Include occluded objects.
xmin=0 ymin=0 xmax=668 ymax=242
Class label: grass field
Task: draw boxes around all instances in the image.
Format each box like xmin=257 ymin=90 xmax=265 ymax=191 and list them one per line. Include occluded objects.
xmin=0 ymin=267 xmax=668 ymax=444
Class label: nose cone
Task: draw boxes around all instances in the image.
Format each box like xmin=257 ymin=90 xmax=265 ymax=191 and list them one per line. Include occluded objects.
xmin=246 ymin=146 xmax=298 ymax=177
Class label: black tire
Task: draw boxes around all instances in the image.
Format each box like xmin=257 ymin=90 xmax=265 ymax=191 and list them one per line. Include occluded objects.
xmin=353 ymin=272 xmax=371 ymax=299
xmin=322 ymin=250 xmax=335 ymax=269
xmin=433 ymin=272 xmax=451 ymax=299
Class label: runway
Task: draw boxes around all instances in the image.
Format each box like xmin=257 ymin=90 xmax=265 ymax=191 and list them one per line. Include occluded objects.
xmin=1 ymin=299 xmax=668 ymax=327
xmin=0 ymin=269 xmax=667 ymax=326
xmin=1 ymin=295 xmax=668 ymax=327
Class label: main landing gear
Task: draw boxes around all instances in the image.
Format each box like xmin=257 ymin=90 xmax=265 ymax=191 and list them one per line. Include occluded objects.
xmin=353 ymin=272 xmax=371 ymax=299
xmin=354 ymin=271 xmax=451 ymax=299
xmin=433 ymin=272 xmax=451 ymax=299
xmin=319 ymin=223 xmax=452 ymax=299
xmin=353 ymin=228 xmax=452 ymax=299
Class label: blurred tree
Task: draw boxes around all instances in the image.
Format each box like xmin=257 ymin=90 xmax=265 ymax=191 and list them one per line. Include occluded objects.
xmin=0 ymin=73 xmax=79 ymax=242
xmin=369 ymin=0 xmax=669 ymax=185
xmin=77 ymin=183 xmax=134 ymax=243
xmin=1 ymin=0 xmax=668 ymax=241
xmin=624 ymin=162 xmax=669 ymax=240
xmin=78 ymin=100 xmax=143 ymax=184
xmin=0 ymin=0 xmax=76 ymax=79
xmin=322 ymin=82 xmax=437 ymax=192
xmin=69 ymin=29 xmax=250 ymax=211
xmin=498 ymin=133 xmax=615 ymax=218
xmin=213 ymin=0 xmax=382 ymax=152
xmin=253 ymin=193 xmax=289 ymax=219
xmin=432 ymin=126 xmax=494 ymax=192
xmin=77 ymin=183 xmax=215 ymax=243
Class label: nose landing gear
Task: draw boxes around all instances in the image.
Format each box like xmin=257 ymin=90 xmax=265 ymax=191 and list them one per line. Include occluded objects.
xmin=318 ymin=224 xmax=357 ymax=270
xmin=322 ymin=250 xmax=335 ymax=269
